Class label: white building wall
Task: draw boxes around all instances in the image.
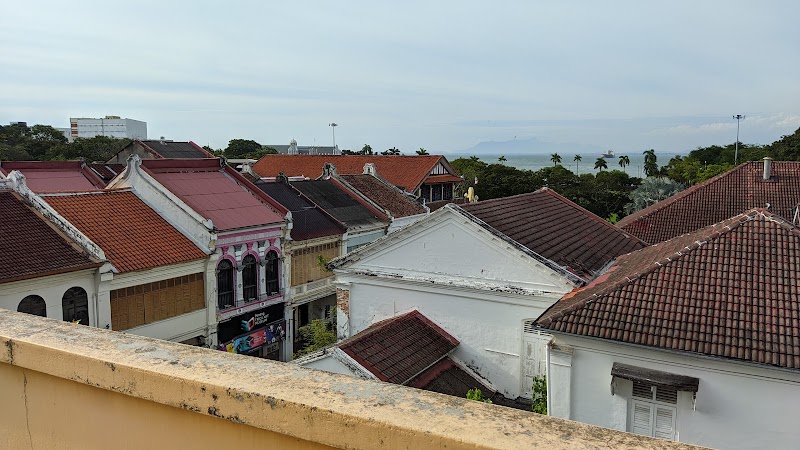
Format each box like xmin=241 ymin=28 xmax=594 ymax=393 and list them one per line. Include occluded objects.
xmin=549 ymin=335 xmax=800 ymax=449
xmin=0 ymin=270 xmax=99 ymax=326
xmin=339 ymin=274 xmax=560 ymax=399
xmin=71 ymin=117 xmax=147 ymax=139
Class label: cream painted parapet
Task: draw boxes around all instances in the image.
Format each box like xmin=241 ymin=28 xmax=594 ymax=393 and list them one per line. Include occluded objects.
xmin=0 ymin=310 xmax=697 ymax=450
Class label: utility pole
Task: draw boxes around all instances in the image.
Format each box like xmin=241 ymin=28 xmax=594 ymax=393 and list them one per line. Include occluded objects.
xmin=329 ymin=123 xmax=338 ymax=154
xmin=733 ymin=114 xmax=745 ymax=165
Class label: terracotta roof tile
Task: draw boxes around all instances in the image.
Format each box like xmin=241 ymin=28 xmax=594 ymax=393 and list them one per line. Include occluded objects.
xmin=408 ymin=358 xmax=493 ymax=398
xmin=617 ymin=160 xmax=800 ymax=244
xmin=0 ymin=161 xmax=106 ymax=193
xmin=537 ymin=209 xmax=800 ymax=370
xmin=339 ymin=174 xmax=426 ymax=218
xmin=461 ymin=188 xmax=647 ymax=280
xmin=45 ymin=190 xmax=206 ymax=273
xmin=0 ymin=191 xmax=101 ymax=284
xmin=252 ymin=155 xmax=458 ymax=192
xmin=340 ymin=310 xmax=459 ymax=384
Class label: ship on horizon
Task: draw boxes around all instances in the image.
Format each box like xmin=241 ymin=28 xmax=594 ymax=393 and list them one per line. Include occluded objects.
xmin=601 ymin=149 xmax=615 ymax=158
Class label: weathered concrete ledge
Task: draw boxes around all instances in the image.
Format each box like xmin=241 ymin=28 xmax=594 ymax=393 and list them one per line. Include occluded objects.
xmin=0 ymin=310 xmax=699 ymax=449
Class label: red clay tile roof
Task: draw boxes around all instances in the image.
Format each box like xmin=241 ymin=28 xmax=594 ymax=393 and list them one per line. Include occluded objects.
xmin=617 ymin=160 xmax=800 ymax=244
xmin=340 ymin=310 xmax=459 ymax=384
xmin=44 ymin=190 xmax=206 ymax=273
xmin=252 ymin=155 xmax=458 ymax=192
xmin=0 ymin=161 xmax=106 ymax=193
xmin=460 ymin=188 xmax=648 ymax=280
xmin=0 ymin=191 xmax=102 ymax=284
xmin=408 ymin=358 xmax=493 ymax=398
xmin=537 ymin=209 xmax=800 ymax=370
xmin=338 ymin=174 xmax=426 ymax=218
xmin=141 ymin=159 xmax=285 ymax=231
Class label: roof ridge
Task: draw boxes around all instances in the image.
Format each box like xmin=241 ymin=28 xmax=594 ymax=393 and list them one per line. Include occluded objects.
xmin=617 ymin=161 xmax=755 ymax=228
xmin=540 ymin=188 xmax=648 ymax=246
xmin=538 ymin=208 xmax=777 ymax=326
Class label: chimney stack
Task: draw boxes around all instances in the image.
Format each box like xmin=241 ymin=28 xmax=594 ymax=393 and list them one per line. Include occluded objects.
xmin=763 ymin=157 xmax=773 ymax=181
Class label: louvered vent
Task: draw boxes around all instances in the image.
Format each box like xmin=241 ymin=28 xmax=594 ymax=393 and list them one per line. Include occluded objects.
xmin=632 ymin=380 xmax=677 ymax=404
xmin=655 ymin=386 xmax=678 ymax=404
xmin=632 ymin=380 xmax=653 ymax=399
xmin=523 ymin=319 xmax=537 ymax=334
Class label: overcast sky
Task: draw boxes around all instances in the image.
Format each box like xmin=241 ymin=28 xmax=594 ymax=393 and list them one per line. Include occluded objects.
xmin=2 ymin=1 xmax=799 ymax=154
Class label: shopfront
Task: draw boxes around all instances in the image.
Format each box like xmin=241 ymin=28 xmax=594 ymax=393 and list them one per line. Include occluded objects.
xmin=217 ymin=303 xmax=287 ymax=360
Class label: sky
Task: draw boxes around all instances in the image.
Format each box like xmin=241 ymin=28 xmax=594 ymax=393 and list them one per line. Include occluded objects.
xmin=2 ymin=1 xmax=799 ymax=155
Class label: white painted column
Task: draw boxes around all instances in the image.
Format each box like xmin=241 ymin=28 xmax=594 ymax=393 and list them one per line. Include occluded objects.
xmin=95 ymin=267 xmax=114 ymax=330
xmin=204 ymin=252 xmax=221 ymax=348
xmin=548 ymin=341 xmax=574 ymax=420
xmin=235 ymin=265 xmax=244 ymax=305
xmin=335 ymin=283 xmax=351 ymax=340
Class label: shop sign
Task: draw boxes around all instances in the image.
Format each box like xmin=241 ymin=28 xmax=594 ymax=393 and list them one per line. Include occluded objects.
xmin=219 ymin=319 xmax=286 ymax=354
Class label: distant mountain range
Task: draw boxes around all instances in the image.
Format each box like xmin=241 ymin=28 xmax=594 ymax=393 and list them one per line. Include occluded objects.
xmin=458 ymin=137 xmax=599 ymax=155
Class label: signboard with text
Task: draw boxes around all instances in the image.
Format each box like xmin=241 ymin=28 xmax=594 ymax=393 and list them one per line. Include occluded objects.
xmin=219 ymin=319 xmax=286 ymax=354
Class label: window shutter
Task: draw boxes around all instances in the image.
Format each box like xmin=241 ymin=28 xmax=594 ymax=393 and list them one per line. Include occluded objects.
xmin=654 ymin=406 xmax=676 ymax=440
xmin=630 ymin=400 xmax=654 ymax=436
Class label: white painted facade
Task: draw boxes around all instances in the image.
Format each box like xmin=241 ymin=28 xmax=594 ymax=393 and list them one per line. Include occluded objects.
xmin=69 ymin=116 xmax=147 ymax=140
xmin=332 ymin=206 xmax=578 ymax=399
xmin=0 ymin=269 xmax=101 ymax=325
xmin=546 ymin=334 xmax=800 ymax=449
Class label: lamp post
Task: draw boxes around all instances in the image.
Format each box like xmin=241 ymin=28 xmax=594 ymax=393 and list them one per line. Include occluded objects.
xmin=733 ymin=114 xmax=745 ymax=165
xmin=329 ymin=123 xmax=338 ymax=154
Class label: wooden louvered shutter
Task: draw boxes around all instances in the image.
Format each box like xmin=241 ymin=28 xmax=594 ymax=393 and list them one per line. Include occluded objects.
xmin=630 ymin=399 xmax=654 ymax=436
xmin=654 ymin=405 xmax=676 ymax=440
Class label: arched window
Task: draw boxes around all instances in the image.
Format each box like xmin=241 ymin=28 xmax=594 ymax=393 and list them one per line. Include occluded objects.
xmin=265 ymin=251 xmax=280 ymax=295
xmin=217 ymin=259 xmax=235 ymax=309
xmin=62 ymin=287 xmax=89 ymax=325
xmin=18 ymin=295 xmax=46 ymax=317
xmin=241 ymin=255 xmax=258 ymax=301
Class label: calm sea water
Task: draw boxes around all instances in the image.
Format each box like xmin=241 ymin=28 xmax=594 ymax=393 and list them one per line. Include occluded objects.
xmin=446 ymin=151 xmax=682 ymax=177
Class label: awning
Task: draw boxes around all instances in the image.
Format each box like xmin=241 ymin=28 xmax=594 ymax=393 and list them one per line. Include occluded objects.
xmin=611 ymin=363 xmax=699 ymax=392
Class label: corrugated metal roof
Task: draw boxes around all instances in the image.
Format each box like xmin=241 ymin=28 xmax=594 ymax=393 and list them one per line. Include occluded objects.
xmin=150 ymin=170 xmax=284 ymax=231
xmin=292 ymin=179 xmax=388 ymax=231
xmin=255 ymin=181 xmax=345 ymax=241
xmin=0 ymin=161 xmax=105 ymax=193
xmin=140 ymin=140 xmax=213 ymax=159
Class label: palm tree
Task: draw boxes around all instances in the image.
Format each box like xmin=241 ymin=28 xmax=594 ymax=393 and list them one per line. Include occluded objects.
xmin=550 ymin=153 xmax=562 ymax=166
xmin=573 ymin=154 xmax=582 ymax=174
xmin=498 ymin=155 xmax=507 ymax=163
xmin=624 ymin=177 xmax=685 ymax=214
xmin=618 ymin=155 xmax=630 ymax=173
xmin=643 ymin=149 xmax=658 ymax=176
xmin=594 ymin=157 xmax=608 ymax=171
xmin=361 ymin=144 xmax=373 ymax=155
xmin=416 ymin=147 xmax=429 ymax=155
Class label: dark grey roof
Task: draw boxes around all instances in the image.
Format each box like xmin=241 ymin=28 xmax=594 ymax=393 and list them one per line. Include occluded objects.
xmin=141 ymin=140 xmax=211 ymax=159
xmin=292 ymin=180 xmax=388 ymax=231
xmin=268 ymin=145 xmax=337 ymax=155
xmin=254 ymin=181 xmax=345 ymax=241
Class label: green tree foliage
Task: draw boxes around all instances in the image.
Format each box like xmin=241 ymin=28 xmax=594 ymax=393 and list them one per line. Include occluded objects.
xmin=498 ymin=155 xmax=507 ymax=163
xmin=618 ymin=155 xmax=630 ymax=172
xmin=381 ymin=147 xmax=401 ymax=155
xmin=531 ymin=375 xmax=547 ymax=415
xmin=450 ymin=157 xmax=640 ymax=220
xmin=224 ymin=139 xmax=269 ymax=159
xmin=0 ymin=124 xmax=129 ymax=162
xmin=643 ymin=149 xmax=659 ymax=177
xmin=550 ymin=153 xmax=561 ymax=166
xmin=594 ymin=157 xmax=608 ymax=171
xmin=293 ymin=319 xmax=336 ymax=359
xmin=466 ymin=388 xmax=492 ymax=404
xmin=416 ymin=147 xmax=429 ymax=155
xmin=624 ymin=177 xmax=685 ymax=214
xmin=573 ymin=154 xmax=582 ymax=174
xmin=768 ymin=127 xmax=800 ymax=160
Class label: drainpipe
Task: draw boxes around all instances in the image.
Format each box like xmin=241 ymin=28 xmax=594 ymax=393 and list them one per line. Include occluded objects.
xmin=545 ymin=340 xmax=552 ymax=416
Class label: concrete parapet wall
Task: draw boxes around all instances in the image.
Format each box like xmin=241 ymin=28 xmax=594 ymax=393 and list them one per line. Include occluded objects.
xmin=0 ymin=310 xmax=699 ymax=449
